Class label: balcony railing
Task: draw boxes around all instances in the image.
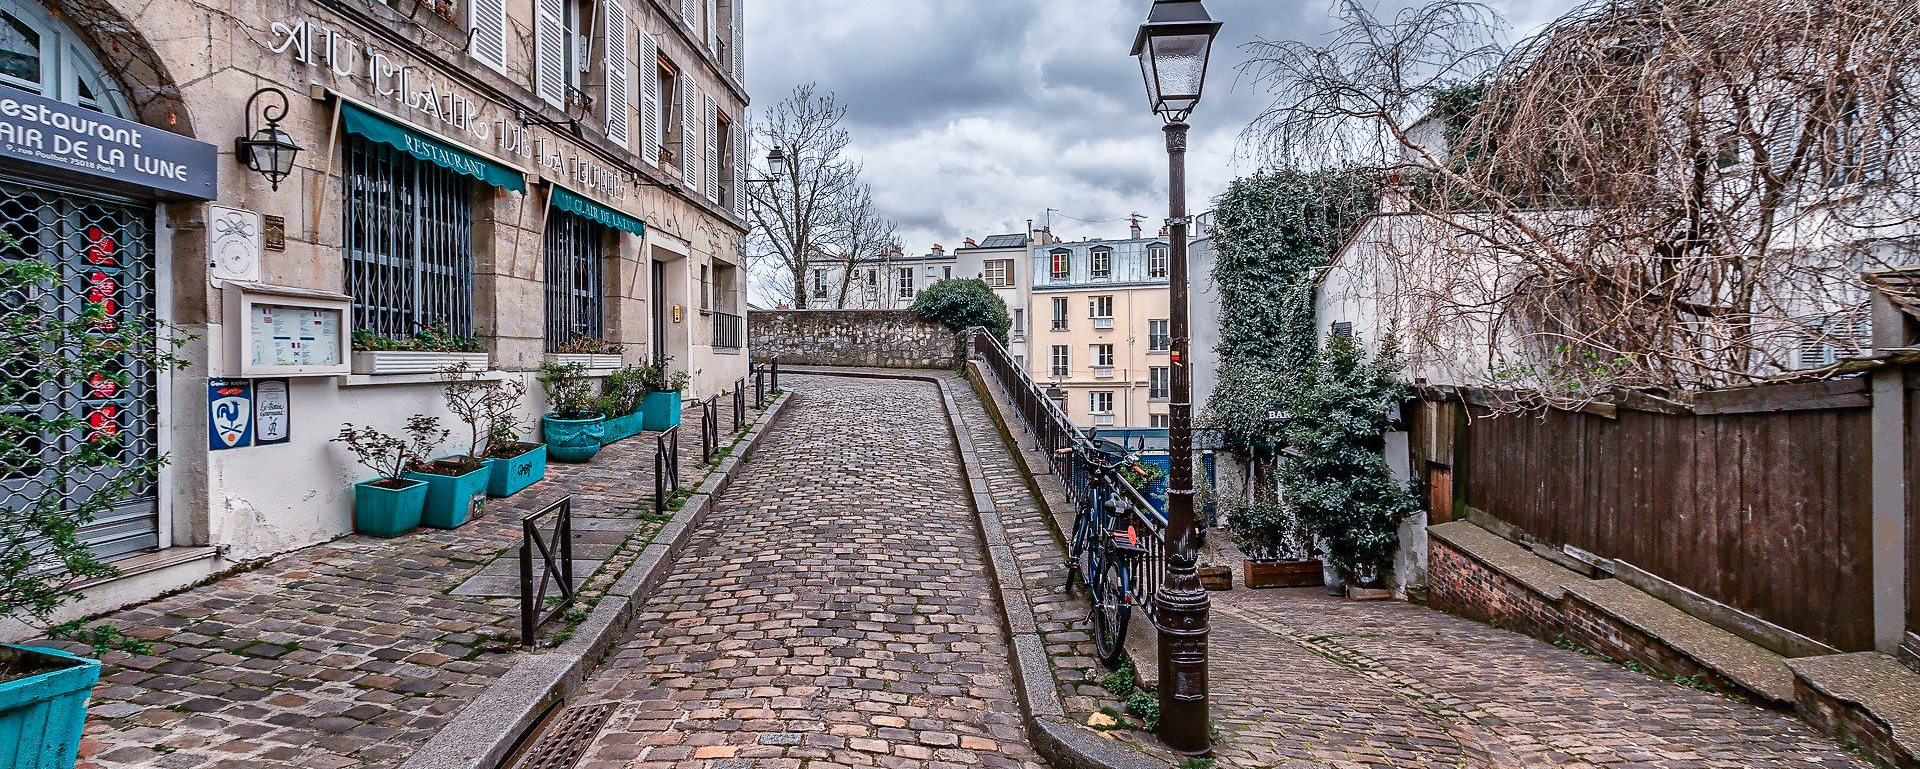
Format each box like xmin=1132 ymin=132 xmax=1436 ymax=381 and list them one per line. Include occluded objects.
xmin=712 ymin=311 xmax=743 ymax=349
xmin=1093 ymin=366 xmax=1115 ymax=379
xmin=1093 ymin=317 xmax=1114 ymax=330
xmin=1052 ymin=320 xmax=1069 ymax=331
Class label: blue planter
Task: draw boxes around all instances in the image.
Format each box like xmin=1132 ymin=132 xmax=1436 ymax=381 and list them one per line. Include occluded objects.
xmin=353 ymin=478 xmax=426 ymax=537
xmin=486 ymin=444 xmax=547 ymax=497
xmin=542 ymin=414 xmax=605 ymax=463
xmin=599 ymin=411 xmax=645 ymax=445
xmin=0 ymin=646 xmax=98 ymax=769
xmin=405 ymin=459 xmax=490 ymax=529
xmin=641 ymin=392 xmax=682 ymax=431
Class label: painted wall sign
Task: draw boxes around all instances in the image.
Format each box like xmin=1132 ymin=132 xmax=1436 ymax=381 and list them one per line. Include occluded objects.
xmin=0 ymin=83 xmax=217 ymax=200
xmin=270 ymin=19 xmax=492 ymax=145
xmin=253 ymin=379 xmax=292 ymax=445
xmin=209 ymin=379 xmax=254 ymax=450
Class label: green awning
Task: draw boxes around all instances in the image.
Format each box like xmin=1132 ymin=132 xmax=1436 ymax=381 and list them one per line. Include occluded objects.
xmin=550 ymin=184 xmax=647 ymax=237
xmin=339 ymin=102 xmax=526 ymax=193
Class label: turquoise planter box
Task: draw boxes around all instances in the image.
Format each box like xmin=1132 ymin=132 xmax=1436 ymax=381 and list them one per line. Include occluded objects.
xmin=641 ymin=392 xmax=682 ymax=431
xmin=405 ymin=460 xmax=489 ymax=529
xmin=0 ymin=646 xmax=98 ymax=769
xmin=352 ymin=478 xmax=426 ymax=537
xmin=599 ymin=412 xmax=644 ymax=445
xmin=542 ymin=414 xmax=605 ymax=463
xmin=486 ymin=444 xmax=547 ymax=497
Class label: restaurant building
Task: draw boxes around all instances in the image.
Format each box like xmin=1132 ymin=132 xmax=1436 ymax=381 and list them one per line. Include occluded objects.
xmin=0 ymin=0 xmax=750 ymax=625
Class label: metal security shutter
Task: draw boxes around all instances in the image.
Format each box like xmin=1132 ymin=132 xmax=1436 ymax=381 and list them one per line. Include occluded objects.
xmin=638 ymin=33 xmax=660 ymax=165
xmin=603 ymin=0 xmax=631 ymax=148
xmin=704 ymin=94 xmax=720 ymax=201
xmin=535 ymin=0 xmax=568 ymax=108
xmin=682 ymin=83 xmax=699 ymax=185
xmin=468 ymin=0 xmax=509 ymax=74
xmin=545 ymin=209 xmax=606 ymax=351
xmin=0 ymin=177 xmax=158 ymax=560
xmin=342 ymin=135 xmax=476 ymax=339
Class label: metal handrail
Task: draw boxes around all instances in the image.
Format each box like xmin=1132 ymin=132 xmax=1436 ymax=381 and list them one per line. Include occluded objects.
xmin=654 ymin=426 xmax=679 ymax=518
xmin=968 ymin=329 xmax=1167 ymax=619
xmin=519 ymin=496 xmax=574 ymax=646
xmin=700 ymin=395 xmax=720 ymax=464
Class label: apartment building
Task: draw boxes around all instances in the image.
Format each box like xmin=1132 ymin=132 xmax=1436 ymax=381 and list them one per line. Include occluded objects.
xmin=954 ymin=233 xmax=1034 ymax=364
xmin=1028 ymin=234 xmax=1173 ymax=430
xmin=802 ymin=246 xmax=958 ymax=309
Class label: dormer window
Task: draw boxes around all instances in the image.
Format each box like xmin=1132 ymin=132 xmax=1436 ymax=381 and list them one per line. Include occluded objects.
xmin=1050 ymin=249 xmax=1071 ymax=280
xmin=1090 ymin=247 xmax=1112 ymax=279
xmin=1148 ymin=245 xmax=1169 ymax=278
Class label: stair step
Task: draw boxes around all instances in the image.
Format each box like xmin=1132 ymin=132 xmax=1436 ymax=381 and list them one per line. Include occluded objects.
xmin=1565 ymin=579 xmax=1795 ymax=703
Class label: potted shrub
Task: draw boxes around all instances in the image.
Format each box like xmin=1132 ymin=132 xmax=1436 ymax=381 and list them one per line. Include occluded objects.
xmin=597 ymin=365 xmax=650 ymax=445
xmin=484 ymin=411 xmax=546 ymax=497
xmin=640 ymin=356 xmax=691 ymax=431
xmin=0 ymin=238 xmax=187 ymax=769
xmin=545 ymin=334 xmax=623 ymax=371
xmin=1225 ymin=491 xmax=1322 ymax=589
xmin=333 ymin=417 xmax=442 ymax=537
xmin=538 ymin=361 xmax=605 ymax=462
xmin=349 ymin=321 xmax=488 ymax=375
xmin=403 ymin=365 xmax=499 ymax=528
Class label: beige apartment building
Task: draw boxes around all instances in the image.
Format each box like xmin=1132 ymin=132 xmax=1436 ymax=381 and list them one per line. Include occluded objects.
xmin=1027 ymin=235 xmax=1173 ymax=431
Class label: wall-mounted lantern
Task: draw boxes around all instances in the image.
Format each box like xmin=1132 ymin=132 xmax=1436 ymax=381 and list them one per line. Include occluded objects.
xmin=234 ymin=88 xmax=301 ymax=191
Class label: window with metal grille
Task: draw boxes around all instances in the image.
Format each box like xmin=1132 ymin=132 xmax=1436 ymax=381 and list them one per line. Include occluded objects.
xmin=0 ymin=178 xmax=158 ymax=560
xmin=343 ymin=135 xmax=475 ymax=339
xmin=1150 ymin=366 xmax=1169 ymax=400
xmin=1149 ymin=319 xmax=1169 ymax=351
xmin=544 ymin=208 xmax=605 ymax=351
xmin=1050 ymin=345 xmax=1069 ymax=377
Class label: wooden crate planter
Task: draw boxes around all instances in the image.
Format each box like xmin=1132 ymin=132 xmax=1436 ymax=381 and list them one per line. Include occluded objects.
xmin=1199 ymin=565 xmax=1233 ymax=591
xmin=1244 ymin=559 xmax=1324 ymax=589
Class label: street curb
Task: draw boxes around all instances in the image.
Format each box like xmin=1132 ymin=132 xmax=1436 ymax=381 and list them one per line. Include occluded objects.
xmin=787 ymin=367 xmax=1166 ymax=769
xmin=398 ymin=390 xmax=794 ymax=769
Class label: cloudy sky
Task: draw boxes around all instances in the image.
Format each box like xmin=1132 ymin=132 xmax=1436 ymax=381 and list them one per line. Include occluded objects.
xmin=744 ymin=0 xmax=1580 ymax=265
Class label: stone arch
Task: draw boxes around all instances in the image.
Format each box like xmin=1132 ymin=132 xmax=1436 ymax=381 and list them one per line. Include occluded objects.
xmin=12 ymin=0 xmax=194 ymax=134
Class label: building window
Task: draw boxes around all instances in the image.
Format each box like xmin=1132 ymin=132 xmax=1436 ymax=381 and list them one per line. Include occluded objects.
xmin=1051 ymin=296 xmax=1069 ymax=331
xmin=0 ymin=3 xmax=128 ymax=116
xmin=1090 ymin=247 xmax=1112 ymax=279
xmin=1090 ymin=391 xmax=1114 ymax=414
xmin=698 ymin=264 xmax=710 ymax=312
xmin=1090 ymin=295 xmax=1113 ymax=329
xmin=1149 ymin=367 xmax=1169 ymax=400
xmin=343 ymin=135 xmax=474 ymax=339
xmin=544 ymin=209 xmax=606 ymax=352
xmin=943 ymin=266 xmax=952 ymax=279
xmin=984 ymin=259 xmax=1014 ymax=286
xmin=1148 ymin=246 xmax=1169 ymax=278
xmin=1151 ymin=414 xmax=1169 ymax=428
xmin=1012 ymin=308 xmax=1025 ymax=337
xmin=716 ymin=109 xmax=735 ymax=207
xmin=1014 ymin=354 xmax=1024 ymax=371
xmin=1149 ymin=319 xmax=1170 ymax=351
xmin=897 ymin=267 xmax=914 ymax=299
xmin=812 ymin=269 xmax=827 ymax=300
xmin=1092 ymin=344 xmax=1115 ymax=367
xmin=656 ymin=58 xmax=681 ymax=165
xmin=1050 ymin=345 xmax=1070 ymax=377
xmin=1050 ymin=250 xmax=1071 ymax=280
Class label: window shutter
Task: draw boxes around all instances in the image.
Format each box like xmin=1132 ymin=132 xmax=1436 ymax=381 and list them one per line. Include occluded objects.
xmin=603 ymin=1 xmax=630 ymax=148
xmin=1766 ymin=100 xmax=1798 ymax=178
xmin=468 ymin=0 xmax=509 ymax=73
xmin=732 ymin=119 xmax=746 ymax=214
xmin=682 ymin=83 xmax=699 ymax=183
xmin=704 ymin=95 xmax=720 ymax=200
xmin=638 ymin=33 xmax=659 ymax=165
xmin=534 ymin=0 xmax=567 ymax=108
xmin=683 ymin=0 xmax=697 ymax=27
xmin=730 ymin=0 xmax=743 ymax=76
xmin=706 ymin=0 xmax=718 ymax=48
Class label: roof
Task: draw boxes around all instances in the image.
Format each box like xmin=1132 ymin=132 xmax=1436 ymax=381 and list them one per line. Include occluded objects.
xmin=976 ymin=234 xmax=1028 ymax=248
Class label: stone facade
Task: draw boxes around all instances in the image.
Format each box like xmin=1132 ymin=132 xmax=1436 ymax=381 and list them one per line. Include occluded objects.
xmin=748 ymin=310 xmax=963 ymax=369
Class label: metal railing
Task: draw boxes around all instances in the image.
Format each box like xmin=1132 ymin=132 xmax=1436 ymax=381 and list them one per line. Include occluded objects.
xmin=969 ymin=329 xmax=1167 ymax=620
xmin=654 ymin=426 xmax=679 ymax=518
xmin=712 ymin=311 xmax=744 ymax=349
xmin=751 ymin=357 xmax=779 ymax=409
xmin=701 ymin=395 xmax=721 ymax=464
xmin=519 ymin=496 xmax=574 ymax=647
xmin=732 ymin=377 xmax=746 ymax=431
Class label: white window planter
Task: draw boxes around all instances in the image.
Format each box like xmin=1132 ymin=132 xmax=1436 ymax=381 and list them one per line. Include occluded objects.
xmin=351 ymin=351 xmax=491 ymax=375
xmin=545 ymin=353 xmax=624 ymax=371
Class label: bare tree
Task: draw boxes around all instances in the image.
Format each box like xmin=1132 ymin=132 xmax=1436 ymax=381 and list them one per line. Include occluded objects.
xmin=1247 ymin=0 xmax=1920 ymax=404
xmin=745 ymin=83 xmax=861 ymax=309
xmin=825 ymin=183 xmax=905 ymax=308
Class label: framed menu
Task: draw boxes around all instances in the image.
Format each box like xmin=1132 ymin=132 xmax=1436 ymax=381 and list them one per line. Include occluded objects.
xmin=223 ymin=282 xmax=353 ymax=377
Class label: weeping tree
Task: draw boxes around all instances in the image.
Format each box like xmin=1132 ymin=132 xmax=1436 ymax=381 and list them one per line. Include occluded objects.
xmin=1245 ymin=0 xmax=1920 ymax=405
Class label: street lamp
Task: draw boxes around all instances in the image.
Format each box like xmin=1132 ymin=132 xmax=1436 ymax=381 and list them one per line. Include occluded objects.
xmin=235 ymin=88 xmax=301 ymax=191
xmin=1132 ymin=0 xmax=1221 ymax=757
xmin=749 ymin=146 xmax=799 ymax=186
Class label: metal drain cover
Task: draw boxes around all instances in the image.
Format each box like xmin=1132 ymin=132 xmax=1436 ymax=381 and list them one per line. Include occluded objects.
xmin=514 ymin=702 xmax=618 ymax=769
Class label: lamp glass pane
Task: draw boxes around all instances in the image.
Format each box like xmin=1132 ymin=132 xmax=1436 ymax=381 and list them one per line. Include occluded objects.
xmin=1138 ymin=51 xmax=1162 ymax=113
xmin=1148 ymin=32 xmax=1210 ymax=105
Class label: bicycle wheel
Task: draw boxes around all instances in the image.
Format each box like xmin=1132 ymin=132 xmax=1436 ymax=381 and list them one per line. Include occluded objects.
xmin=1092 ymin=555 xmax=1132 ymax=667
xmin=1075 ymin=489 xmax=1105 ymax=591
xmin=1066 ymin=508 xmax=1092 ymax=591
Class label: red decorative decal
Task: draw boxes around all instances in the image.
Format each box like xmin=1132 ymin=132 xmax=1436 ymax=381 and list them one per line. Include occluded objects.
xmin=86 ymin=272 xmax=119 ymax=330
xmin=85 ymin=226 xmax=117 ymax=266
xmin=86 ymin=404 xmax=121 ymax=440
xmin=87 ymin=372 xmax=119 ymax=398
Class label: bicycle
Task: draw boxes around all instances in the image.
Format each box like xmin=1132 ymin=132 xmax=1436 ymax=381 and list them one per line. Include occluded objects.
xmin=1060 ymin=442 xmax=1148 ymax=667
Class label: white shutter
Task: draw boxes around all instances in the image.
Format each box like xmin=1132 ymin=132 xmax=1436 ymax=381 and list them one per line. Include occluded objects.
xmin=603 ymin=1 xmax=630 ymax=148
xmin=730 ymin=0 xmax=744 ymax=77
xmin=682 ymin=83 xmax=699 ymax=184
xmin=467 ymin=0 xmax=509 ymax=74
xmin=731 ymin=119 xmax=745 ymax=214
xmin=706 ymin=0 xmax=718 ymax=49
xmin=639 ymin=33 xmax=660 ymax=165
xmin=534 ymin=0 xmax=567 ymax=108
xmin=683 ymin=0 xmax=697 ymax=28
xmin=704 ymin=95 xmax=720 ymax=200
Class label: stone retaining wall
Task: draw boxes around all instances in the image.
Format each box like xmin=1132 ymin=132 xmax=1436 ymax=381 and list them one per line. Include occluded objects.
xmin=747 ymin=309 xmax=962 ymax=368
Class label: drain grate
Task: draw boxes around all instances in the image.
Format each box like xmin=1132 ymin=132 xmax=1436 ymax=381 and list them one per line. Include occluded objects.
xmin=514 ymin=702 xmax=618 ymax=769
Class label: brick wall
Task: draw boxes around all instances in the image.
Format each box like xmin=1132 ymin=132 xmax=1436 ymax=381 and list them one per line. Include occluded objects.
xmin=747 ymin=310 xmax=963 ymax=369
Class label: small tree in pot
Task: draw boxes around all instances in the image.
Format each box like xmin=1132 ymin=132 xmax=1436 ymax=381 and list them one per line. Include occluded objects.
xmin=639 ymin=356 xmax=691 ymax=431
xmin=538 ymin=361 xmax=605 ymax=462
xmin=335 ymin=416 xmax=446 ymax=538
xmin=405 ymin=365 xmax=511 ymax=527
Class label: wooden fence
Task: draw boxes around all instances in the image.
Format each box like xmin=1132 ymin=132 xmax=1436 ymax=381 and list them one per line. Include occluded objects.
xmin=1441 ymin=378 xmax=1874 ymax=651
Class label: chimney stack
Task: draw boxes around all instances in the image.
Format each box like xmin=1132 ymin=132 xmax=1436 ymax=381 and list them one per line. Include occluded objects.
xmin=931 ymin=243 xmax=944 ymax=255
xmin=1130 ymin=217 xmax=1142 ymax=240
xmin=964 ymin=237 xmax=978 ymax=247
xmin=1379 ymin=170 xmax=1411 ymax=214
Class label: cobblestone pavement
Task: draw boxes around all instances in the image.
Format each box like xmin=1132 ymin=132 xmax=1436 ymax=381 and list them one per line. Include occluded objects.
xmin=56 ymin=406 xmax=727 ymax=769
xmin=563 ymin=375 xmax=1046 ymax=769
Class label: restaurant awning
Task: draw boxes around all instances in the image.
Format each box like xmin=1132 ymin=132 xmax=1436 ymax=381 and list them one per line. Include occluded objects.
xmin=339 ymin=102 xmax=526 ymax=193
xmin=550 ymin=184 xmax=647 ymax=237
